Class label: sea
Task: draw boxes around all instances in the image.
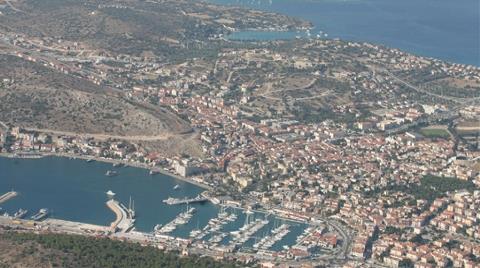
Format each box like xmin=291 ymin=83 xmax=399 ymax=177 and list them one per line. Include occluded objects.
xmin=0 ymin=156 xmax=306 ymax=251
xmin=211 ymin=0 xmax=480 ymax=66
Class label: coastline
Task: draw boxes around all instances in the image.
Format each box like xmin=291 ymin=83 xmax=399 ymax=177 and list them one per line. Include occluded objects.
xmin=212 ymin=0 xmax=479 ymax=67
xmin=0 ymin=152 xmax=213 ymax=191
xmin=0 ymin=152 xmax=319 ymax=226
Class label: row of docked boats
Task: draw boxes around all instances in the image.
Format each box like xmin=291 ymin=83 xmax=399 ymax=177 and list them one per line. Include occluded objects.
xmin=230 ymin=218 xmax=269 ymax=245
xmin=154 ymin=206 xmax=196 ymax=234
xmin=189 ymin=207 xmax=238 ymax=241
xmin=1 ymin=208 xmax=49 ymax=221
xmin=253 ymin=223 xmax=290 ymax=250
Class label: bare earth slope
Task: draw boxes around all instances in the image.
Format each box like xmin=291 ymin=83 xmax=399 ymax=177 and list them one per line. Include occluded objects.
xmin=0 ymin=54 xmax=190 ymax=137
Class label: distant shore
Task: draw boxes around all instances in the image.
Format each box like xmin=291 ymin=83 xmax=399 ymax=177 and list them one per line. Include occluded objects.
xmin=0 ymin=152 xmax=212 ymax=191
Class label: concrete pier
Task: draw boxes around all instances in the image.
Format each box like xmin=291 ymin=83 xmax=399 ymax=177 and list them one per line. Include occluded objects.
xmin=0 ymin=191 xmax=18 ymax=204
xmin=162 ymin=195 xmax=208 ymax=205
xmin=106 ymin=199 xmax=134 ymax=233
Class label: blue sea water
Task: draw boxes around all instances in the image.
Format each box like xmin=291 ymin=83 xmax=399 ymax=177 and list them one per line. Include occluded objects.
xmin=0 ymin=156 xmax=305 ymax=251
xmin=212 ymin=0 xmax=480 ymax=66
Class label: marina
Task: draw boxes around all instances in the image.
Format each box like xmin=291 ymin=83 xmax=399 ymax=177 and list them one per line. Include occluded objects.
xmin=230 ymin=218 xmax=269 ymax=245
xmin=189 ymin=207 xmax=238 ymax=241
xmin=154 ymin=206 xmax=196 ymax=234
xmin=0 ymin=156 xmax=311 ymax=252
xmin=253 ymin=223 xmax=290 ymax=250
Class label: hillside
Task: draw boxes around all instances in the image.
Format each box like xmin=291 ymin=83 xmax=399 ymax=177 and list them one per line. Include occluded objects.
xmin=0 ymin=0 xmax=308 ymax=58
xmin=0 ymin=231 xmax=242 ymax=268
xmin=0 ymin=54 xmax=190 ymax=137
xmin=0 ymin=0 xmax=309 ymax=157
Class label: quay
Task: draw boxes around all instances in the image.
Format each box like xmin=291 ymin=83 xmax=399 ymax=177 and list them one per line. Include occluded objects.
xmin=44 ymin=219 xmax=110 ymax=235
xmin=163 ymin=195 xmax=208 ymax=205
xmin=0 ymin=191 xmax=18 ymax=205
xmin=106 ymin=199 xmax=135 ymax=233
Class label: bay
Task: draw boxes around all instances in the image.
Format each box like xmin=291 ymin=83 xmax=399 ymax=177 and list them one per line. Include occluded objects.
xmin=0 ymin=156 xmax=306 ymax=251
xmin=212 ymin=0 xmax=480 ymax=66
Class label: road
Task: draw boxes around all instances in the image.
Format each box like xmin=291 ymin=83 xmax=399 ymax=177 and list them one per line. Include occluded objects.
xmin=263 ymin=204 xmax=353 ymax=261
xmin=383 ymin=69 xmax=480 ymax=104
xmin=0 ymin=121 xmax=8 ymax=132
xmin=259 ymin=78 xmax=318 ymax=100
xmin=226 ymin=71 xmax=234 ymax=83
xmin=0 ymin=36 xmax=106 ymax=87
xmin=326 ymin=218 xmax=353 ymax=259
xmin=456 ymin=126 xmax=480 ymax=131
xmin=293 ymin=90 xmax=333 ymax=101
xmin=20 ymin=127 xmax=188 ymax=142
xmin=4 ymin=0 xmax=25 ymax=13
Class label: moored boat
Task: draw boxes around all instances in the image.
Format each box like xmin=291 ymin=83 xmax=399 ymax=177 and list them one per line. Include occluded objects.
xmin=13 ymin=209 xmax=28 ymax=219
xmin=31 ymin=208 xmax=49 ymax=221
xmin=105 ymin=170 xmax=118 ymax=177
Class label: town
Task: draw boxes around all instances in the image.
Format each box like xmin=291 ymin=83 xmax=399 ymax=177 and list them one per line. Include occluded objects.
xmin=0 ymin=0 xmax=480 ymax=267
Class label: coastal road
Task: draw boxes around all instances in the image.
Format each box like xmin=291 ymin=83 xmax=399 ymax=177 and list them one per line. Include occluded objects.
xmin=326 ymin=218 xmax=353 ymax=259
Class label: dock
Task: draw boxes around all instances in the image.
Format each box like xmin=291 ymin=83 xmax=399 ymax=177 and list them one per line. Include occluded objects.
xmin=162 ymin=195 xmax=208 ymax=205
xmin=154 ymin=207 xmax=196 ymax=235
xmin=0 ymin=191 xmax=18 ymax=205
xmin=106 ymin=200 xmax=134 ymax=233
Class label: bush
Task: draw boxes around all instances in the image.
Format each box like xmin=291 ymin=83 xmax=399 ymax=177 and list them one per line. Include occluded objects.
xmin=3 ymin=232 xmax=242 ymax=268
